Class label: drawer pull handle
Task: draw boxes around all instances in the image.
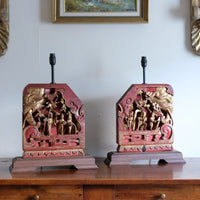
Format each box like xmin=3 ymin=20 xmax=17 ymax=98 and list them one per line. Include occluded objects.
xmin=160 ymin=193 xmax=166 ymax=199
xmin=33 ymin=195 xmax=40 ymax=200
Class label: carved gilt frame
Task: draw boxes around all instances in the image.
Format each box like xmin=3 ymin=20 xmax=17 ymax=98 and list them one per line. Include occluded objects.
xmin=52 ymin=0 xmax=148 ymax=23
xmin=0 ymin=0 xmax=9 ymax=57
xmin=191 ymin=0 xmax=200 ymax=55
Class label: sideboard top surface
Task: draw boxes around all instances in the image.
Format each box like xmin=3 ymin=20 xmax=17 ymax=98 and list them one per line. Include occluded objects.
xmin=0 ymin=158 xmax=199 ymax=185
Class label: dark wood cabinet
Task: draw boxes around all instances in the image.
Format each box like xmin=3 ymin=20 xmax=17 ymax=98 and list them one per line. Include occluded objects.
xmin=0 ymin=158 xmax=200 ymax=200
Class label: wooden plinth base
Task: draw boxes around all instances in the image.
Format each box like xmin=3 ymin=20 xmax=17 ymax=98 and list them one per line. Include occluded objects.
xmin=105 ymin=150 xmax=185 ymax=166
xmin=10 ymin=155 xmax=98 ymax=173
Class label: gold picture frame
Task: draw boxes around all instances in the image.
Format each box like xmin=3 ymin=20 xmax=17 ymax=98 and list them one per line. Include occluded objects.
xmin=52 ymin=0 xmax=148 ymax=23
xmin=0 ymin=0 xmax=9 ymax=56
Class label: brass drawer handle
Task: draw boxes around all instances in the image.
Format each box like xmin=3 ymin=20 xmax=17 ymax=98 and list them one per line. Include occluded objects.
xmin=32 ymin=195 xmax=40 ymax=200
xmin=160 ymin=193 xmax=166 ymax=199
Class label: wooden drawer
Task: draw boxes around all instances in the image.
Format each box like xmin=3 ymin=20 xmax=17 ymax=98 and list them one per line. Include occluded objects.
xmin=0 ymin=185 xmax=82 ymax=200
xmin=115 ymin=185 xmax=200 ymax=200
xmin=84 ymin=185 xmax=115 ymax=200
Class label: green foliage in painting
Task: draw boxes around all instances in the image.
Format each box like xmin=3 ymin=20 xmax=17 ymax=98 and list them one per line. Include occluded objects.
xmin=65 ymin=0 xmax=136 ymax=12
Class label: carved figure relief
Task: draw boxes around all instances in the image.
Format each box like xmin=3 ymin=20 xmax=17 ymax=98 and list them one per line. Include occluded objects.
xmin=23 ymin=84 xmax=85 ymax=158
xmin=117 ymin=84 xmax=174 ymax=152
xmin=123 ymin=88 xmax=173 ymax=132
xmin=0 ymin=0 xmax=8 ymax=56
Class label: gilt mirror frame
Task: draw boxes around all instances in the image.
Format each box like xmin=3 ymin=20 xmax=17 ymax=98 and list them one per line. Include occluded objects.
xmin=52 ymin=0 xmax=148 ymax=23
xmin=0 ymin=0 xmax=9 ymax=57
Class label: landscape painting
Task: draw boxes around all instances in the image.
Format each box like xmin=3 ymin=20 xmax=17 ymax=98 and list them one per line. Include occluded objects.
xmin=52 ymin=0 xmax=148 ymax=23
xmin=64 ymin=0 xmax=137 ymax=13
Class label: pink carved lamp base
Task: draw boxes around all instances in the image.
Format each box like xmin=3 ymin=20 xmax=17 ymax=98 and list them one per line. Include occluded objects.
xmin=106 ymin=84 xmax=184 ymax=166
xmin=117 ymin=84 xmax=174 ymax=153
xmin=11 ymin=83 xmax=97 ymax=172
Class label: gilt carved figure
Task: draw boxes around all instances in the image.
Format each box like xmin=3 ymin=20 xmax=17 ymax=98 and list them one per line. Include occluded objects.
xmin=23 ymin=84 xmax=85 ymax=158
xmin=117 ymin=84 xmax=174 ymax=153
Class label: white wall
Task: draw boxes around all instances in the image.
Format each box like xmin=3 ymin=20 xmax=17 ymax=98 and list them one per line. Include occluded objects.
xmin=0 ymin=0 xmax=199 ymax=158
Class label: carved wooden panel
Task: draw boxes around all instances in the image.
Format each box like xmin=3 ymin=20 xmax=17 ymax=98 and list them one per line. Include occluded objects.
xmin=117 ymin=84 xmax=174 ymax=153
xmin=22 ymin=84 xmax=85 ymax=158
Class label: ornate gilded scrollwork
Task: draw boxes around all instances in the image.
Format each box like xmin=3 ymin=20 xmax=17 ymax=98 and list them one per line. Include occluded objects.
xmin=0 ymin=0 xmax=8 ymax=56
xmin=191 ymin=0 xmax=200 ymax=55
xmin=117 ymin=85 xmax=174 ymax=153
xmin=23 ymin=87 xmax=84 ymax=158
xmin=23 ymin=88 xmax=81 ymax=137
xmin=123 ymin=87 xmax=173 ymax=133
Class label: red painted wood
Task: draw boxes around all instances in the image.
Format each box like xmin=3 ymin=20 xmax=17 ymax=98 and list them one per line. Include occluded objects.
xmin=22 ymin=84 xmax=85 ymax=158
xmin=117 ymin=84 xmax=174 ymax=152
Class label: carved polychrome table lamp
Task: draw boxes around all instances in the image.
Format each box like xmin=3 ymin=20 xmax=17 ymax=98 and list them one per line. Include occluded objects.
xmin=105 ymin=57 xmax=185 ymax=166
xmin=11 ymin=54 xmax=97 ymax=172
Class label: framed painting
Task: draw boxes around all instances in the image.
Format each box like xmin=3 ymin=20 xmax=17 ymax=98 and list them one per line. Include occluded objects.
xmin=52 ymin=0 xmax=148 ymax=23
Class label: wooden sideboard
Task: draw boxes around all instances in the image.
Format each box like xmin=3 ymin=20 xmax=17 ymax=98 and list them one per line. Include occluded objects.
xmin=0 ymin=158 xmax=200 ymax=200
